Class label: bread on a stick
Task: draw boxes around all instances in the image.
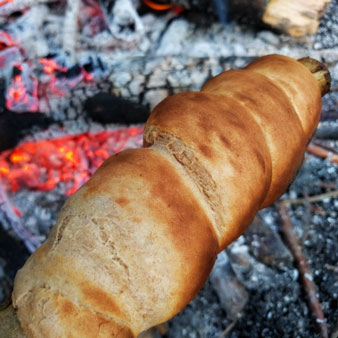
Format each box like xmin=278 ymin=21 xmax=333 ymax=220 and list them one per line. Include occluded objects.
xmin=1 ymin=55 xmax=330 ymax=338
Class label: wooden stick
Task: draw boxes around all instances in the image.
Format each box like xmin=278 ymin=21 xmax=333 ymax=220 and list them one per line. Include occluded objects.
xmin=324 ymin=264 xmax=338 ymax=273
xmin=279 ymin=203 xmax=328 ymax=338
xmin=298 ymin=58 xmax=331 ymax=96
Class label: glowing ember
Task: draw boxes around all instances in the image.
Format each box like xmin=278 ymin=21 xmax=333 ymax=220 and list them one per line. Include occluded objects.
xmin=0 ymin=31 xmax=105 ymax=113
xmin=39 ymin=56 xmax=102 ymax=98
xmin=40 ymin=57 xmax=67 ymax=75
xmin=0 ymin=30 xmax=16 ymax=49
xmin=142 ymin=0 xmax=184 ymax=13
xmin=0 ymin=127 xmax=144 ymax=196
xmin=0 ymin=0 xmax=14 ymax=5
xmin=6 ymin=62 xmax=39 ymax=112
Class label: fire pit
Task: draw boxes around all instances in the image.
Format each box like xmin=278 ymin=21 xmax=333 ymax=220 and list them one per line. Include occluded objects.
xmin=0 ymin=0 xmax=338 ymax=337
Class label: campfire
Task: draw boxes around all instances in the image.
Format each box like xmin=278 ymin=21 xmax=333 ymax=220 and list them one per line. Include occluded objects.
xmin=0 ymin=0 xmax=337 ymax=337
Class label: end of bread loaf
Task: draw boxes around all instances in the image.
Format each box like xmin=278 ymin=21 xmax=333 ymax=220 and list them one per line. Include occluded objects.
xmin=297 ymin=57 xmax=331 ymax=96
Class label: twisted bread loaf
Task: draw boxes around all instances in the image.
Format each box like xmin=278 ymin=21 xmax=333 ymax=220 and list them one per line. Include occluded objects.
xmin=5 ymin=55 xmax=329 ymax=337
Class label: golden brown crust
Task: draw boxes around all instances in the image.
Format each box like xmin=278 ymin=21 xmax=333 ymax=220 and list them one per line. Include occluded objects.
xmin=13 ymin=148 xmax=218 ymax=336
xmin=202 ymin=68 xmax=306 ymax=207
xmin=145 ymin=91 xmax=272 ymax=248
xmin=16 ymin=288 xmax=133 ymax=338
xmin=246 ymin=54 xmax=322 ymax=140
xmin=11 ymin=54 xmax=325 ymax=337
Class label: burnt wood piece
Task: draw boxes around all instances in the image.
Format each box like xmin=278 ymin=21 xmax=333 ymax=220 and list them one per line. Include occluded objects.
xmin=0 ymin=111 xmax=52 ymax=152
xmin=84 ymin=92 xmax=150 ymax=125
xmin=0 ymin=76 xmax=52 ymax=152
xmin=262 ymin=0 xmax=331 ymax=37
xmin=230 ymin=0 xmax=331 ymax=36
xmin=152 ymin=0 xmax=330 ymax=36
xmin=228 ymin=0 xmax=268 ymax=19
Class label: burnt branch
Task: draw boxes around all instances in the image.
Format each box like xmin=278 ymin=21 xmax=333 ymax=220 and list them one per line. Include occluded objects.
xmin=279 ymin=203 xmax=328 ymax=338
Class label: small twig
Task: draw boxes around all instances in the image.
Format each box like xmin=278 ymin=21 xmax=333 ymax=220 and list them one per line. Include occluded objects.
xmin=283 ymin=190 xmax=338 ymax=205
xmin=324 ymin=264 xmax=338 ymax=273
xmin=307 ymin=143 xmax=338 ymax=164
xmin=279 ymin=203 xmax=328 ymax=338
xmin=219 ymin=319 xmax=237 ymax=338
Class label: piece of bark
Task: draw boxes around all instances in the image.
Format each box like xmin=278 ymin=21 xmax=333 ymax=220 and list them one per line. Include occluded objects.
xmin=262 ymin=0 xmax=331 ymax=37
xmin=210 ymin=251 xmax=249 ymax=320
xmin=245 ymin=216 xmax=294 ymax=269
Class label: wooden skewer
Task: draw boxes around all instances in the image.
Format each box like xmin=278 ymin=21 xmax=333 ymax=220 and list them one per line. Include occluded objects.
xmin=298 ymin=57 xmax=331 ymax=96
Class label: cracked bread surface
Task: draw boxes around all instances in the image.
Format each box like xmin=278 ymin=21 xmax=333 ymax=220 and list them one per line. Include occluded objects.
xmin=245 ymin=55 xmax=322 ymax=139
xmin=145 ymin=91 xmax=272 ymax=248
xmin=202 ymin=55 xmax=321 ymax=207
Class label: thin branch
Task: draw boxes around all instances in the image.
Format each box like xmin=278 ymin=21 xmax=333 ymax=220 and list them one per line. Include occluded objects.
xmin=324 ymin=264 xmax=338 ymax=273
xmin=283 ymin=190 xmax=338 ymax=205
xmin=279 ymin=203 xmax=328 ymax=338
xmin=219 ymin=319 xmax=237 ymax=338
xmin=307 ymin=143 xmax=338 ymax=164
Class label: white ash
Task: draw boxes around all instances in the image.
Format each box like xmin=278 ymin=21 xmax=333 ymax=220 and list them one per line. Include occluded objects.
xmin=143 ymin=89 xmax=169 ymax=110
xmin=62 ymin=0 xmax=81 ymax=61
xmin=107 ymin=0 xmax=144 ymax=43
xmin=0 ymin=0 xmax=53 ymax=17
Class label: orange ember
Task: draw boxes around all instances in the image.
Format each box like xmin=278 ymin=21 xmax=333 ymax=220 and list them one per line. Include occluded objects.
xmin=0 ymin=127 xmax=144 ymax=195
xmin=40 ymin=58 xmax=67 ymax=74
xmin=0 ymin=166 xmax=9 ymax=174
xmin=10 ymin=151 xmax=31 ymax=163
xmin=142 ymin=0 xmax=173 ymax=11
xmin=0 ymin=0 xmax=14 ymax=5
